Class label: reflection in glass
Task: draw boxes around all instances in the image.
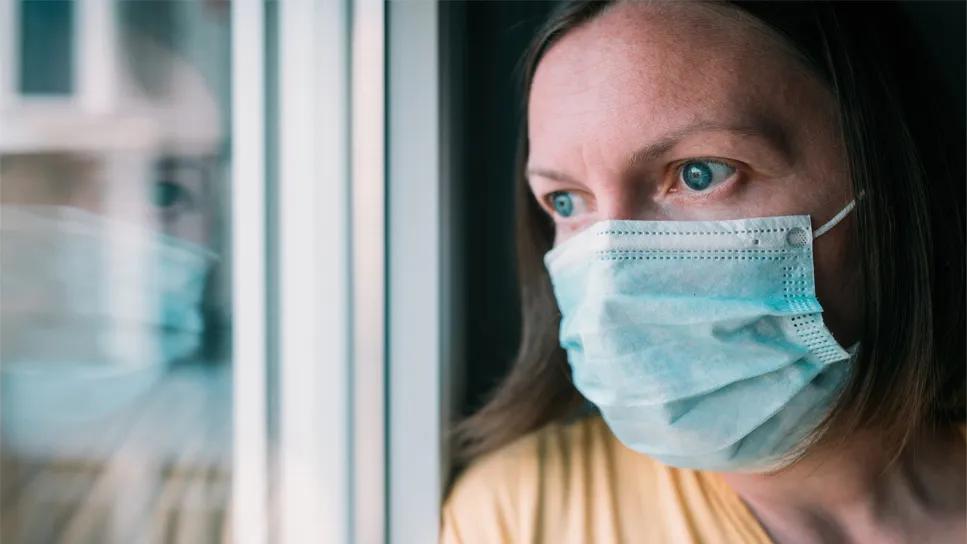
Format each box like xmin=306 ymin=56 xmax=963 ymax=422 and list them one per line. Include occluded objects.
xmin=1 ymin=2 xmax=232 ymax=542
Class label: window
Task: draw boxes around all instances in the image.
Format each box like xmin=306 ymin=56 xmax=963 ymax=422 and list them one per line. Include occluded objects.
xmin=0 ymin=1 xmax=446 ymax=543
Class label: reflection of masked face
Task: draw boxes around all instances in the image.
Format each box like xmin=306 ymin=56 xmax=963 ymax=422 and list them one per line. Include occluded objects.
xmin=1 ymin=204 xmax=216 ymax=457
xmin=1 ymin=204 xmax=216 ymax=369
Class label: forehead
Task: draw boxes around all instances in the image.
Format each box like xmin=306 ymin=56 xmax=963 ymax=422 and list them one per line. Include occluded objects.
xmin=527 ymin=2 xmax=820 ymax=165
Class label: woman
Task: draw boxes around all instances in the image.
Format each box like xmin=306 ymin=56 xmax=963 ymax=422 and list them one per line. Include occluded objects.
xmin=442 ymin=1 xmax=965 ymax=542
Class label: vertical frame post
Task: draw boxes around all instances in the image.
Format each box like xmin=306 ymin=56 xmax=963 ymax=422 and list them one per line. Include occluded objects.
xmin=231 ymin=1 xmax=268 ymax=543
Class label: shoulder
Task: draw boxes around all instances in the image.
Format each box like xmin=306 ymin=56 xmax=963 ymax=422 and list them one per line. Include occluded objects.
xmin=445 ymin=415 xmax=614 ymax=498
xmin=440 ymin=421 xmax=552 ymax=544
xmin=441 ymin=416 xmax=647 ymax=543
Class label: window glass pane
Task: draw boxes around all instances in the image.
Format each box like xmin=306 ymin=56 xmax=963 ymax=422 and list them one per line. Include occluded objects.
xmin=1 ymin=2 xmax=233 ymax=541
xmin=19 ymin=0 xmax=74 ymax=94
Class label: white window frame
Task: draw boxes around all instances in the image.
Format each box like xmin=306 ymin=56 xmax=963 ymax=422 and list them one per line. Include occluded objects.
xmin=233 ymin=1 xmax=444 ymax=542
xmin=276 ymin=1 xmax=352 ymax=543
xmin=386 ymin=1 xmax=447 ymax=543
xmin=231 ymin=1 xmax=268 ymax=543
xmin=351 ymin=0 xmax=387 ymax=543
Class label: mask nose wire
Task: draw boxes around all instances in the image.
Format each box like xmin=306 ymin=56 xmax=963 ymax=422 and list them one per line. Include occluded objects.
xmin=812 ymin=199 xmax=857 ymax=239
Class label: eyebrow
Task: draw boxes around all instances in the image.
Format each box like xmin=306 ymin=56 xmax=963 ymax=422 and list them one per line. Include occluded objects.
xmin=628 ymin=117 xmax=793 ymax=166
xmin=525 ymin=115 xmax=793 ymax=184
xmin=525 ymin=166 xmax=581 ymax=185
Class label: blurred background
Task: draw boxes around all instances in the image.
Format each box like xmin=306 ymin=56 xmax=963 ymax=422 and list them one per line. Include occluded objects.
xmin=0 ymin=1 xmax=961 ymax=543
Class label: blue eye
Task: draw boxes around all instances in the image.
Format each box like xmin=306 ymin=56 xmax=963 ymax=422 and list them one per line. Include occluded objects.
xmin=679 ymin=160 xmax=736 ymax=191
xmin=551 ymin=191 xmax=575 ymax=217
xmin=152 ymin=180 xmax=190 ymax=209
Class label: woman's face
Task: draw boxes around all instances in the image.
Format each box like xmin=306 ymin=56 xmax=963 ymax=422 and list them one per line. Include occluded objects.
xmin=527 ymin=2 xmax=862 ymax=345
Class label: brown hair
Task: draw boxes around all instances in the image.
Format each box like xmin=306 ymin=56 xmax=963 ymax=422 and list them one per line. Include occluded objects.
xmin=454 ymin=1 xmax=965 ymax=465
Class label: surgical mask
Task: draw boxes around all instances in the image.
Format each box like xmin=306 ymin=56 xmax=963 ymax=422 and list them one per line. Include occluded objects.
xmin=1 ymin=205 xmax=215 ymax=456
xmin=544 ymin=202 xmax=857 ymax=472
xmin=1 ymin=204 xmax=215 ymax=367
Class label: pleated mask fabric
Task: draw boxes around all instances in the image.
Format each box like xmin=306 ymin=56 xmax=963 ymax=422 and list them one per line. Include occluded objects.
xmin=544 ymin=204 xmax=856 ymax=471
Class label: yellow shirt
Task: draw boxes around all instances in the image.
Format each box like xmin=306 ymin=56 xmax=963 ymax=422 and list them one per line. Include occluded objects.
xmin=441 ymin=415 xmax=773 ymax=544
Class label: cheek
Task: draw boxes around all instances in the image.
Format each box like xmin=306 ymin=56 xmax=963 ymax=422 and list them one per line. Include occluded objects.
xmin=552 ymin=220 xmax=591 ymax=247
xmin=781 ymin=92 xmax=852 ymax=205
xmin=811 ymin=214 xmax=864 ymax=346
xmin=167 ymin=210 xmax=210 ymax=246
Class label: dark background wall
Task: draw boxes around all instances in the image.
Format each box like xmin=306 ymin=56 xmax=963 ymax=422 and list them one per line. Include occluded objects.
xmin=441 ymin=1 xmax=557 ymax=421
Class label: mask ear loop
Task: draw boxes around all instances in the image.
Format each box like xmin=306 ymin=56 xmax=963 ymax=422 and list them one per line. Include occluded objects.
xmin=812 ymin=195 xmax=865 ymax=356
xmin=813 ymin=199 xmax=857 ymax=239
